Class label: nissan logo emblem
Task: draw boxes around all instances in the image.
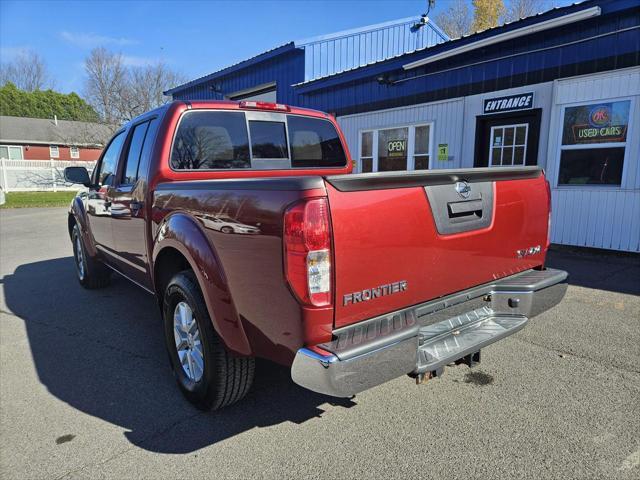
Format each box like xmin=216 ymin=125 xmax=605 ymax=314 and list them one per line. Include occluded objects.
xmin=455 ymin=181 xmax=471 ymax=199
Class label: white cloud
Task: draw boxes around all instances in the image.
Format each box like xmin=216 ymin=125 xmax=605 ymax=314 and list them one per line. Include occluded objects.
xmin=59 ymin=31 xmax=137 ymax=48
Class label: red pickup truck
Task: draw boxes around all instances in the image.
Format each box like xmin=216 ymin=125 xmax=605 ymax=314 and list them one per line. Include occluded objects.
xmin=64 ymin=100 xmax=567 ymax=410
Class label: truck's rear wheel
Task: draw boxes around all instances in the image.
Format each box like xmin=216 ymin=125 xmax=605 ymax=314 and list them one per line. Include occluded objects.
xmin=72 ymin=223 xmax=110 ymax=289
xmin=163 ymin=270 xmax=254 ymax=410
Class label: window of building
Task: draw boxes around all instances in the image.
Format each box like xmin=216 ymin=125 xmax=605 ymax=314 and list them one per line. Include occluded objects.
xmin=558 ymin=100 xmax=630 ymax=186
xmin=360 ymin=131 xmax=373 ymax=173
xmin=414 ymin=125 xmax=430 ymax=170
xmin=489 ymin=124 xmax=528 ymax=166
xmin=49 ymin=145 xmax=59 ymax=158
xmin=359 ymin=124 xmax=432 ymax=173
xmin=0 ymin=145 xmax=23 ymax=160
xmin=378 ymin=127 xmax=408 ymax=171
xmin=70 ymin=146 xmax=80 ymax=159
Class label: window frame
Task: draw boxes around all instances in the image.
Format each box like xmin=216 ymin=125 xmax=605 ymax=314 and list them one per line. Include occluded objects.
xmin=488 ymin=123 xmax=529 ymax=167
xmin=0 ymin=145 xmax=24 ymax=160
xmin=359 ymin=131 xmax=374 ymax=173
xmin=49 ymin=145 xmax=59 ymax=158
xmin=553 ymin=96 xmax=634 ymax=189
xmin=169 ymin=109 xmax=348 ymax=172
xmin=70 ymin=146 xmax=80 ymax=159
xmin=357 ymin=122 xmax=434 ymax=173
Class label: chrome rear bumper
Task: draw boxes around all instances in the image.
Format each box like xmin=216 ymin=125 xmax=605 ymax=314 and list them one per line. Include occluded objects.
xmin=291 ymin=268 xmax=567 ymax=397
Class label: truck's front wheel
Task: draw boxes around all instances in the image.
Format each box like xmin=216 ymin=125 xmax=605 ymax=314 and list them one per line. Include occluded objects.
xmin=163 ymin=270 xmax=254 ymax=410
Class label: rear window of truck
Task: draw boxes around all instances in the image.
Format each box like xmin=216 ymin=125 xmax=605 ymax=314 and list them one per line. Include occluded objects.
xmin=170 ymin=110 xmax=346 ymax=170
xmin=171 ymin=111 xmax=251 ymax=170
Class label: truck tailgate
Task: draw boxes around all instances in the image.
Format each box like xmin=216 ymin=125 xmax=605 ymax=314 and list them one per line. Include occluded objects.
xmin=324 ymin=167 xmax=550 ymax=329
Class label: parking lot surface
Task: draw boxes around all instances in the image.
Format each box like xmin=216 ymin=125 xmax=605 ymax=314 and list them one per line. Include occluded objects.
xmin=1 ymin=207 xmax=639 ymax=480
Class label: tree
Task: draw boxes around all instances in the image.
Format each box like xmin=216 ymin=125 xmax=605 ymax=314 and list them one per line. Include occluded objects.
xmin=505 ymin=0 xmax=547 ymax=22
xmin=472 ymin=0 xmax=506 ymax=32
xmin=83 ymin=47 xmax=186 ymax=124
xmin=434 ymin=0 xmax=473 ymax=39
xmin=83 ymin=47 xmax=127 ymax=124
xmin=0 ymin=82 xmax=99 ymax=121
xmin=0 ymin=50 xmax=53 ymax=91
xmin=122 ymin=62 xmax=186 ymax=119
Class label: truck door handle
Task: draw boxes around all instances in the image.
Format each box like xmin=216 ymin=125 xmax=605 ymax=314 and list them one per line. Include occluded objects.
xmin=448 ymin=199 xmax=483 ymax=219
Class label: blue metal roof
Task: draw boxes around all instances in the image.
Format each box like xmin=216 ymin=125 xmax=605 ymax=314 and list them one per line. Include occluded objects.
xmin=166 ymin=16 xmax=448 ymax=96
xmin=291 ymin=0 xmax=639 ymax=116
xmin=295 ymin=16 xmax=448 ymax=82
xmin=292 ymin=0 xmax=633 ymax=91
xmin=165 ymin=42 xmax=296 ymax=95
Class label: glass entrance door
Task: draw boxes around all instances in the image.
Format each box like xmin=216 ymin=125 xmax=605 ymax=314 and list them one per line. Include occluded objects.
xmin=489 ymin=124 xmax=528 ymax=166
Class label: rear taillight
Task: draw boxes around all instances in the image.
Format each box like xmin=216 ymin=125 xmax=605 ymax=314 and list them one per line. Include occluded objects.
xmin=284 ymin=198 xmax=332 ymax=307
xmin=239 ymin=100 xmax=290 ymax=112
xmin=545 ymin=179 xmax=552 ymax=248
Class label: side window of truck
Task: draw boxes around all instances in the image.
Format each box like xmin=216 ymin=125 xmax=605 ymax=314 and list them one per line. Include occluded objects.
xmin=171 ymin=112 xmax=250 ymax=170
xmin=121 ymin=121 xmax=150 ymax=185
xmin=96 ymin=132 xmax=125 ymax=187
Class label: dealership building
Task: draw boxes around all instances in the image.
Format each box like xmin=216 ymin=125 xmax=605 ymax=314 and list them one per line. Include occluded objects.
xmin=167 ymin=0 xmax=640 ymax=252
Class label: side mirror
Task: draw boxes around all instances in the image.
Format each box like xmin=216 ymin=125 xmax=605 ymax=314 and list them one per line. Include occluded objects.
xmin=64 ymin=166 xmax=92 ymax=187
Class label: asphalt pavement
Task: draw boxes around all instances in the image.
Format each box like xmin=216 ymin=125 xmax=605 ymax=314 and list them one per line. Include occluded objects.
xmin=1 ymin=207 xmax=638 ymax=480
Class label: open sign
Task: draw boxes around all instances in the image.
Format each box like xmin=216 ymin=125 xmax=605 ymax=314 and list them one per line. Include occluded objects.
xmin=387 ymin=140 xmax=406 ymax=154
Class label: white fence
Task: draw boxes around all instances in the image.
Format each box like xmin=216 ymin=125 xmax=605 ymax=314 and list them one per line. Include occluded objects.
xmin=0 ymin=159 xmax=96 ymax=192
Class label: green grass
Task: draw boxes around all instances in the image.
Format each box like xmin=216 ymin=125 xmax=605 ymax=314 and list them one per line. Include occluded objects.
xmin=0 ymin=191 xmax=77 ymax=209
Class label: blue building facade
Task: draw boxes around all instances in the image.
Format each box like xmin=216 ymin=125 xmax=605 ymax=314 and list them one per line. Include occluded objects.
xmin=166 ymin=16 xmax=448 ymax=102
xmin=168 ymin=0 xmax=640 ymax=252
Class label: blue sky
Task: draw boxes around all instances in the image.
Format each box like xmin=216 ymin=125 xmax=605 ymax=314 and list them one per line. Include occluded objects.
xmin=1 ymin=0 xmax=571 ymax=94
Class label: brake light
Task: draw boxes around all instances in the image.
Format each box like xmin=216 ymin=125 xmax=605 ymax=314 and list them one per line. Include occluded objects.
xmin=239 ymin=100 xmax=290 ymax=112
xmin=284 ymin=198 xmax=332 ymax=307
xmin=545 ymin=179 xmax=552 ymax=248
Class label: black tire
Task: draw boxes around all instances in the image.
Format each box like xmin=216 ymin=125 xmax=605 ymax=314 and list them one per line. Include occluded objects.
xmin=163 ymin=270 xmax=254 ymax=411
xmin=220 ymin=226 xmax=233 ymax=234
xmin=71 ymin=223 xmax=111 ymax=289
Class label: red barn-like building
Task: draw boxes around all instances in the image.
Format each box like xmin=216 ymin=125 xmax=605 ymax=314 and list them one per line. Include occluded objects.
xmin=0 ymin=116 xmax=114 ymax=161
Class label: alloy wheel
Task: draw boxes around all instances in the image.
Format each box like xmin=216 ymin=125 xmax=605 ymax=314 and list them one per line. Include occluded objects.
xmin=173 ymin=301 xmax=204 ymax=382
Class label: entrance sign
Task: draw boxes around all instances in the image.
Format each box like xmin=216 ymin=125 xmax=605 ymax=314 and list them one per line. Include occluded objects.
xmin=484 ymin=92 xmax=534 ymax=114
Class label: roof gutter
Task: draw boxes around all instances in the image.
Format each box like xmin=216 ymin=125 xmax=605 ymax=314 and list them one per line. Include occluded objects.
xmin=0 ymin=139 xmax=104 ymax=148
xmin=403 ymin=6 xmax=601 ymax=70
